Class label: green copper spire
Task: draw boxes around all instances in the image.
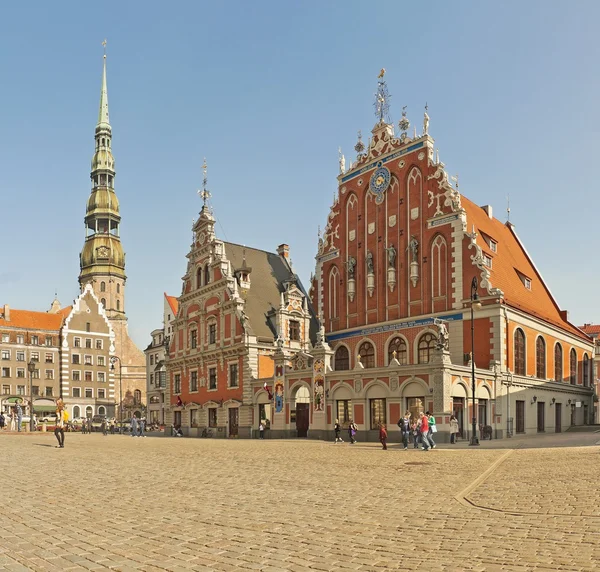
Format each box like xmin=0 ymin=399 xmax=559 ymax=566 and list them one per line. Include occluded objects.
xmin=97 ymin=41 xmax=110 ymax=130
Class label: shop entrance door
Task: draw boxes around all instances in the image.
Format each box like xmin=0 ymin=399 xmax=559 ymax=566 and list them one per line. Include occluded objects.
xmin=537 ymin=402 xmax=545 ymax=432
xmin=228 ymin=408 xmax=239 ymax=437
xmin=515 ymin=401 xmax=525 ymax=433
xmin=452 ymin=397 xmax=464 ymax=438
xmin=296 ymin=404 xmax=309 ymax=438
xmin=555 ymin=404 xmax=562 ymax=433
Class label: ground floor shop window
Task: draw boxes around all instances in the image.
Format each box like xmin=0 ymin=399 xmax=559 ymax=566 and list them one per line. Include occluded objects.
xmin=190 ymin=409 xmax=198 ymax=427
xmin=337 ymin=400 xmax=350 ymax=425
xmin=173 ymin=410 xmax=181 ymax=427
xmin=208 ymin=408 xmax=217 ymax=427
xmin=369 ymin=398 xmax=386 ymax=429
xmin=258 ymin=403 xmax=271 ymax=427
xmin=407 ymin=397 xmax=424 ymax=423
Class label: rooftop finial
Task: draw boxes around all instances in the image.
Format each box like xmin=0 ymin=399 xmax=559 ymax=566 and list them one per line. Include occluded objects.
xmin=354 ymin=130 xmax=365 ymax=155
xmin=507 ymin=194 xmax=511 ymax=223
xmin=97 ymin=40 xmax=110 ymax=129
xmin=398 ymin=106 xmax=410 ymax=140
xmin=374 ymin=69 xmax=391 ymax=124
xmin=423 ymin=102 xmax=429 ymax=136
xmin=198 ymin=157 xmax=211 ymax=206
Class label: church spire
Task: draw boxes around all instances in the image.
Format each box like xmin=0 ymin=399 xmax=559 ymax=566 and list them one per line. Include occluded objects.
xmin=97 ymin=40 xmax=110 ymax=131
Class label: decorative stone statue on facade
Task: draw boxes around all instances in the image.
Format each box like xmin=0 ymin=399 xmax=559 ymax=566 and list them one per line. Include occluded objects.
xmin=435 ymin=320 xmax=449 ymax=350
xmin=366 ymin=251 xmax=375 ymax=297
xmin=347 ymin=256 xmax=357 ymax=302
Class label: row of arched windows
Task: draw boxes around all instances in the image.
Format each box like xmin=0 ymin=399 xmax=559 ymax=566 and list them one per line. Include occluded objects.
xmin=333 ymin=332 xmax=438 ymax=371
xmin=99 ymin=281 xmax=120 ymax=293
xmin=514 ymin=328 xmax=590 ymax=386
xmin=196 ymin=265 xmax=211 ymax=289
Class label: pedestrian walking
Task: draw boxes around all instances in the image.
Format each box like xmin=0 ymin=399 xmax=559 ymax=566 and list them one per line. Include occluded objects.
xmin=450 ymin=414 xmax=459 ymax=444
xmin=348 ymin=420 xmax=357 ymax=444
xmin=334 ymin=419 xmax=343 ymax=443
xmin=101 ymin=418 xmax=108 ymax=436
xmin=9 ymin=410 xmax=16 ymax=432
xmin=412 ymin=420 xmax=420 ymax=448
xmin=130 ymin=414 xmax=138 ymax=437
xmin=16 ymin=403 xmax=23 ymax=432
xmin=0 ymin=412 xmax=4 ymax=430
xmin=426 ymin=411 xmax=437 ymax=448
xmin=54 ymin=401 xmax=66 ymax=448
xmin=138 ymin=418 xmax=145 ymax=437
xmin=259 ymin=421 xmax=265 ymax=439
xmin=379 ymin=422 xmax=388 ymax=450
xmin=419 ymin=412 xmax=434 ymax=451
xmin=86 ymin=417 xmax=92 ymax=434
xmin=32 ymin=413 xmax=38 ymax=432
xmin=398 ymin=411 xmax=411 ymax=450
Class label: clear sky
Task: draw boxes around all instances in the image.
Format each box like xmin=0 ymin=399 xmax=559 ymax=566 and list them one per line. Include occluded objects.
xmin=1 ymin=1 xmax=599 ymax=348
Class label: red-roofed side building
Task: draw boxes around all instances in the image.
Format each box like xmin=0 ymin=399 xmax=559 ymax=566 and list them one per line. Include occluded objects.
xmin=578 ymin=324 xmax=600 ymax=423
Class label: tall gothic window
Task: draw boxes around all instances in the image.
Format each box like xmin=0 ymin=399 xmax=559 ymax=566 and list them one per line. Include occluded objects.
xmin=554 ymin=343 xmax=563 ymax=381
xmin=204 ymin=265 xmax=210 ymax=285
xmin=514 ymin=329 xmax=526 ymax=375
xmin=418 ymin=333 xmax=436 ymax=364
xmin=196 ymin=267 xmax=202 ymax=289
xmin=334 ymin=346 xmax=349 ymax=371
xmin=570 ymin=349 xmax=577 ymax=384
xmin=583 ymin=353 xmax=590 ymax=387
xmin=358 ymin=341 xmax=375 ymax=369
xmin=535 ymin=337 xmax=546 ymax=379
xmin=100 ymin=281 xmax=106 ymax=292
xmin=388 ymin=337 xmax=407 ymax=365
xmin=116 ymin=299 xmax=120 ymax=311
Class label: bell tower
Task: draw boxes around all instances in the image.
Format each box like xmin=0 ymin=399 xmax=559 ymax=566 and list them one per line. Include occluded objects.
xmin=78 ymin=48 xmax=126 ymax=321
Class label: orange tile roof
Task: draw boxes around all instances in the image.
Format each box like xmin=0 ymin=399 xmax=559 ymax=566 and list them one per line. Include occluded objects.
xmin=579 ymin=324 xmax=600 ymax=336
xmin=462 ymin=196 xmax=589 ymax=342
xmin=0 ymin=307 xmax=72 ymax=331
xmin=164 ymin=293 xmax=179 ymax=317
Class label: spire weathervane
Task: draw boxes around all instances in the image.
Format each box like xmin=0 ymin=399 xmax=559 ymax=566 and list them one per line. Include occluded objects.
xmin=374 ymin=69 xmax=391 ymax=124
xmin=102 ymin=38 xmax=107 ymax=57
xmin=198 ymin=157 xmax=211 ymax=206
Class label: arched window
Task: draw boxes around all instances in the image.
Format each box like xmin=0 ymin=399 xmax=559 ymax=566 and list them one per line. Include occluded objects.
xmin=334 ymin=346 xmax=349 ymax=371
xmin=514 ymin=329 xmax=526 ymax=376
xmin=116 ymin=299 xmax=120 ymax=311
xmin=570 ymin=348 xmax=577 ymax=384
xmin=73 ymin=405 xmax=80 ymax=419
xmin=583 ymin=353 xmax=590 ymax=387
xmin=196 ymin=267 xmax=202 ymax=289
xmin=358 ymin=341 xmax=375 ymax=368
xmin=100 ymin=298 xmax=106 ymax=308
xmin=117 ymin=284 xmax=120 ymax=294
xmin=85 ymin=405 xmax=93 ymax=418
xmin=98 ymin=406 xmax=106 ymax=416
xmin=418 ymin=333 xmax=436 ymax=364
xmin=388 ymin=337 xmax=407 ymax=365
xmin=100 ymin=281 xmax=106 ymax=292
xmin=204 ymin=265 xmax=210 ymax=285
xmin=536 ymin=337 xmax=546 ymax=379
xmin=554 ymin=343 xmax=563 ymax=381
xmin=134 ymin=389 xmax=142 ymax=404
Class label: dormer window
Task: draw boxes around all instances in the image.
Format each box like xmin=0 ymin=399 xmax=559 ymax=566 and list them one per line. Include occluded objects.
xmin=516 ymin=270 xmax=532 ymax=291
xmin=524 ymin=278 xmax=532 ymax=290
xmin=289 ymin=320 xmax=300 ymax=342
xmin=490 ymin=240 xmax=497 ymax=253
xmin=483 ymin=254 xmax=492 ymax=268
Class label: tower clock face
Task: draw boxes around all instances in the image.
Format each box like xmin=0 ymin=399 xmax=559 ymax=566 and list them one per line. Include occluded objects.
xmin=369 ymin=165 xmax=391 ymax=204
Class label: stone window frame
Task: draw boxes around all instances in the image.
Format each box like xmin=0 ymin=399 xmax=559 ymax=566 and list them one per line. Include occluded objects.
xmin=1 ymin=334 xmax=9 ymax=343
xmin=45 ymin=353 xmax=54 ymax=363
xmin=174 ymin=373 xmax=182 ymax=394
xmin=97 ymin=388 xmax=106 ymax=399
xmin=1 ymin=368 xmax=10 ymax=378
xmin=72 ymin=387 xmax=82 ymax=398
xmin=387 ymin=335 xmax=409 ymax=365
xmin=45 ymin=369 xmax=54 ymax=380
xmin=208 ymin=407 xmax=218 ymax=427
xmin=16 ymin=351 xmax=25 ymax=362
xmin=208 ymin=366 xmax=218 ymax=391
xmin=535 ymin=336 xmax=546 ymax=380
xmin=289 ymin=320 xmax=301 ymax=342
xmin=190 ymin=370 xmax=199 ymax=393
xmin=97 ymin=372 xmax=106 ymax=383
xmin=334 ymin=344 xmax=350 ymax=371
xmin=84 ymin=371 xmax=93 ymax=382
xmin=72 ymin=370 xmax=81 ymax=382
xmin=190 ymin=327 xmax=198 ymax=350
xmin=514 ymin=328 xmax=526 ymax=376
xmin=554 ymin=342 xmax=563 ymax=382
xmin=95 ymin=339 xmax=103 ymax=350
xmin=190 ymin=408 xmax=199 ymax=428
xmin=84 ymin=354 xmax=93 ymax=366
xmin=85 ymin=387 xmax=93 ymax=399
xmin=357 ymin=340 xmax=376 ymax=369
xmin=74 ymin=337 xmax=81 ymax=348
xmin=16 ymin=368 xmax=25 ymax=379
xmin=85 ymin=338 xmax=92 ymax=349
xmin=227 ymin=361 xmax=239 ymax=389
xmin=1 ymin=350 xmax=10 ymax=360
xmin=569 ymin=348 xmax=577 ymax=385
xmin=207 ymin=319 xmax=217 ymax=346
xmin=72 ymin=353 xmax=81 ymax=365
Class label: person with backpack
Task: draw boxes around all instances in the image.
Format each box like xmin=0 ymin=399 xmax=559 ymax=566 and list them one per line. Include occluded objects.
xmin=54 ymin=401 xmax=66 ymax=448
xmin=348 ymin=420 xmax=358 ymax=444
xmin=397 ymin=411 xmax=411 ymax=450
xmin=419 ymin=411 xmax=434 ymax=451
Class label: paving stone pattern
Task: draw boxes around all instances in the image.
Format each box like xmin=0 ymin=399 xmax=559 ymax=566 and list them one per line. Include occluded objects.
xmin=0 ymin=434 xmax=599 ymax=571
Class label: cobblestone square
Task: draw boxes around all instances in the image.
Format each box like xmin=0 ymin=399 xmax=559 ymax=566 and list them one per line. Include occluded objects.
xmin=1 ymin=434 xmax=599 ymax=571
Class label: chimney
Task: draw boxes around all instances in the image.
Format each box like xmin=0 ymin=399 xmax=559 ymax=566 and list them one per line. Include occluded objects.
xmin=560 ymin=310 xmax=569 ymax=322
xmin=2 ymin=304 xmax=9 ymax=322
xmin=277 ymin=244 xmax=290 ymax=259
xmin=482 ymin=205 xmax=493 ymax=219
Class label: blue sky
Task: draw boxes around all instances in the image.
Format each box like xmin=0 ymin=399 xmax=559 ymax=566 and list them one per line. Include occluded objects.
xmin=1 ymin=1 xmax=599 ymax=347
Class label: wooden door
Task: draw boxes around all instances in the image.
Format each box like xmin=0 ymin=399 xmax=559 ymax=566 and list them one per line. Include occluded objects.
xmin=296 ymin=403 xmax=309 ymax=438
xmin=555 ymin=404 xmax=561 ymax=433
xmin=516 ymin=400 xmax=525 ymax=433
xmin=453 ymin=397 xmax=464 ymax=438
xmin=537 ymin=402 xmax=545 ymax=432
xmin=228 ymin=408 xmax=239 ymax=437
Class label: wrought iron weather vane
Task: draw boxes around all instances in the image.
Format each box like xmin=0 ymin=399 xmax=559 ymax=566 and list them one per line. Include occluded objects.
xmin=198 ymin=157 xmax=211 ymax=206
xmin=374 ymin=68 xmax=391 ymax=123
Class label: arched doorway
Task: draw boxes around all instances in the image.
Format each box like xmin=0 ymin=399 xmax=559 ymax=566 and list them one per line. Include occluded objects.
xmin=85 ymin=406 xmax=93 ymax=419
xmin=73 ymin=405 xmax=81 ymax=419
xmin=98 ymin=406 xmax=106 ymax=416
xmin=451 ymin=382 xmax=468 ymax=438
xmin=293 ymin=386 xmax=310 ymax=438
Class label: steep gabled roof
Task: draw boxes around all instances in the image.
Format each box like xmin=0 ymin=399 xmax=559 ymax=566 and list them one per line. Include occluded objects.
xmin=462 ymin=196 xmax=588 ymax=341
xmin=224 ymin=242 xmax=294 ymax=340
xmin=164 ymin=293 xmax=179 ymax=317
xmin=579 ymin=324 xmax=600 ymax=337
xmin=0 ymin=307 xmax=72 ymax=331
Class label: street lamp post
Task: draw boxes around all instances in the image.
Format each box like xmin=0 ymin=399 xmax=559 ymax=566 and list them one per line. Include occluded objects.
xmin=110 ymin=356 xmax=122 ymax=433
xmin=470 ymin=276 xmax=482 ymax=446
xmin=27 ymin=359 xmax=36 ymax=432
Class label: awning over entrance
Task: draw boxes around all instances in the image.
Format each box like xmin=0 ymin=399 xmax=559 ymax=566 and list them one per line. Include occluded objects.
xmin=2 ymin=396 xmax=25 ymax=404
xmin=32 ymin=398 xmax=58 ymax=413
